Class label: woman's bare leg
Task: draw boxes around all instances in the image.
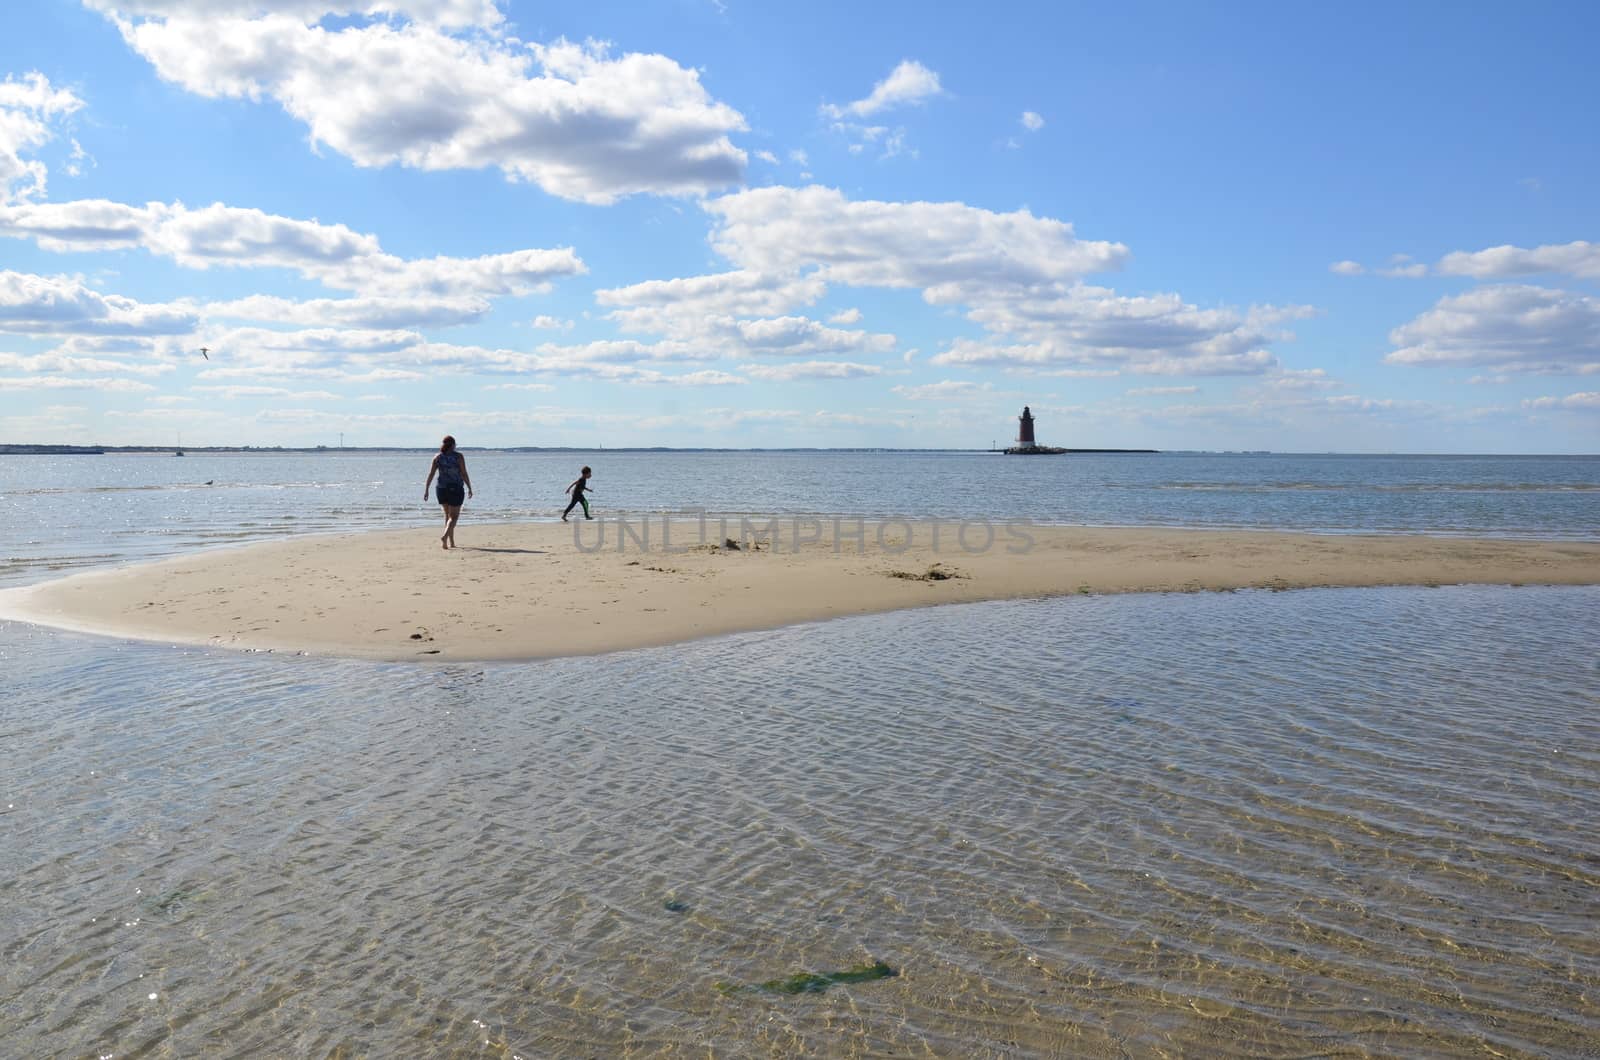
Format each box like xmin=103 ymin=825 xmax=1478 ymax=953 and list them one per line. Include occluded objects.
xmin=442 ymin=503 xmax=461 ymax=548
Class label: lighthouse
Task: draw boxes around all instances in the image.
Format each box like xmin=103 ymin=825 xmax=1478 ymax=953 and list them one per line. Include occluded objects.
xmin=1018 ymin=406 xmax=1036 ymax=448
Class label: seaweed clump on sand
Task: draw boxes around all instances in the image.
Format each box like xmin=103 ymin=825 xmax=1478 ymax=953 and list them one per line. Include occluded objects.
xmin=717 ymin=960 xmax=898 ymax=996
xmin=885 ymin=563 xmax=964 ymax=582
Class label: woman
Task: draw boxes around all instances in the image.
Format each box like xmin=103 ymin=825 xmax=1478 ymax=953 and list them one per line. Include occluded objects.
xmin=423 ymin=435 xmax=473 ymax=549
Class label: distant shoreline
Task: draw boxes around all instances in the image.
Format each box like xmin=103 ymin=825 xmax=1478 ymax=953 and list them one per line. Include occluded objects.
xmin=3 ymin=445 xmax=1596 ymax=457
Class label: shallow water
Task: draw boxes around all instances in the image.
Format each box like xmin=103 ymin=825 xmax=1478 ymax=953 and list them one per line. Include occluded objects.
xmin=3 ymin=585 xmax=1596 ymax=1057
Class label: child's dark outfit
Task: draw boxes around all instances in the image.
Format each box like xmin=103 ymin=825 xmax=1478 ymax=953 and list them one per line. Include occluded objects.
xmin=563 ymin=477 xmax=591 ymax=520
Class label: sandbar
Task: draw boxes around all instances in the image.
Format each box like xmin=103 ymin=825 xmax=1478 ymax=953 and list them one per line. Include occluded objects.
xmin=1 ymin=518 xmax=1596 ymax=662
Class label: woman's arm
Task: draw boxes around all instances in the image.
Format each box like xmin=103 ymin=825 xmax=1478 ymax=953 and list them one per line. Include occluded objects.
xmin=424 ymin=455 xmax=438 ymax=498
xmin=459 ymin=455 xmax=473 ymax=497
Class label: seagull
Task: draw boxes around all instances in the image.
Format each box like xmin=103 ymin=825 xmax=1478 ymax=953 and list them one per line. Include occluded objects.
xmin=199 ymin=346 xmax=210 ymax=360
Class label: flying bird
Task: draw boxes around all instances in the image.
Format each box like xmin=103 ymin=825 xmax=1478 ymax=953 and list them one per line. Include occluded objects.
xmin=199 ymin=346 xmax=210 ymax=360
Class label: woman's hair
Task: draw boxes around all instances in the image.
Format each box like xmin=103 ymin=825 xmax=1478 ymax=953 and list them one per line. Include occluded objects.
xmin=581 ymin=465 xmax=591 ymax=474
xmin=441 ymin=435 xmax=456 ymax=452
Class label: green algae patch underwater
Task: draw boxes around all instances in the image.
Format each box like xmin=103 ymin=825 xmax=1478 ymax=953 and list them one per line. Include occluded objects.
xmin=717 ymin=960 xmax=898 ymax=997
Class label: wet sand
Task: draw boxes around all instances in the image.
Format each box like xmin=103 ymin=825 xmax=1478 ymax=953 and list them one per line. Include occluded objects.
xmin=1 ymin=518 xmax=1596 ymax=661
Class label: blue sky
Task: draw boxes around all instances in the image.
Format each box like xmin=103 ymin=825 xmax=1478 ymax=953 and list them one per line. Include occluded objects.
xmin=1 ymin=1 xmax=1596 ymax=452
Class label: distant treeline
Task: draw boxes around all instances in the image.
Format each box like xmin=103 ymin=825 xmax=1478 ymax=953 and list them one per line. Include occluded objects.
xmin=0 ymin=444 xmax=1008 ymax=454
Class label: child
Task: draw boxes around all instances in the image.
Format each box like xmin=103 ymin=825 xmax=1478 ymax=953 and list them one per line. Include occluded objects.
xmin=562 ymin=465 xmax=595 ymax=521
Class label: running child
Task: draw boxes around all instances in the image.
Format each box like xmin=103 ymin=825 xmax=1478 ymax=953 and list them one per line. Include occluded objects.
xmin=562 ymin=465 xmax=595 ymax=521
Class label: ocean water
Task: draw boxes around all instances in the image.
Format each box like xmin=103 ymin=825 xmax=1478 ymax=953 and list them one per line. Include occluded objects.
xmin=1 ymin=451 xmax=1597 ymax=1057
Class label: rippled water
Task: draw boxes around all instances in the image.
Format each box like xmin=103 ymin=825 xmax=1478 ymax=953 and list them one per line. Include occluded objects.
xmin=3 ymin=450 xmax=1597 ymax=587
xmin=3 ymin=586 xmax=1596 ymax=1057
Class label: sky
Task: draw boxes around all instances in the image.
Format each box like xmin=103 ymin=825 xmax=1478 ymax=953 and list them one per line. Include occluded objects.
xmin=1 ymin=1 xmax=1597 ymax=452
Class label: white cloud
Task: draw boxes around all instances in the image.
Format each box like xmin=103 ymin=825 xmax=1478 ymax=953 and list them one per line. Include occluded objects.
xmin=1020 ymin=110 xmax=1044 ymax=131
xmin=180 ymin=323 xmax=426 ymax=378
xmin=99 ymin=10 xmax=748 ymax=202
xmin=821 ymin=60 xmax=943 ymax=120
xmin=192 ymin=383 xmax=341 ymax=399
xmin=85 ymin=1 xmax=504 ymax=28
xmin=0 ymin=72 xmax=83 ymax=203
xmin=0 ymin=350 xmax=174 ymax=376
xmin=743 ymin=360 xmax=883 ymax=381
xmin=932 ymin=288 xmax=1309 ymax=377
xmin=204 ymin=293 xmax=490 ymax=328
xmin=755 ymin=149 xmax=778 ymax=165
xmin=1126 ymin=385 xmax=1198 ymax=396
xmin=827 ymin=307 xmax=862 ymax=325
xmin=0 ymin=198 xmax=585 ymax=299
xmin=0 ymin=374 xmax=155 ymax=392
xmin=1386 ymin=285 xmax=1600 ymax=374
xmin=532 ymin=337 xmax=706 ymax=364
xmin=892 ymin=380 xmax=993 ymax=400
xmin=1261 ymin=367 xmax=1338 ymax=390
xmin=1332 ymin=255 xmax=1429 ymax=279
xmin=0 ymin=270 xmax=197 ymax=336
xmin=1522 ymin=391 xmax=1599 ymax=411
xmin=529 ymin=314 xmax=573 ymax=330
xmin=729 ymin=315 xmax=895 ymax=357
xmin=691 ymin=187 xmax=1306 ymax=378
xmin=598 ymin=269 xmax=825 ymax=323
xmin=706 ymin=185 xmax=1128 ymax=289
xmin=484 ymin=381 xmax=554 ymax=391
xmin=1436 ymin=241 xmax=1600 ymax=281
xmin=596 ymin=268 xmax=900 ymax=361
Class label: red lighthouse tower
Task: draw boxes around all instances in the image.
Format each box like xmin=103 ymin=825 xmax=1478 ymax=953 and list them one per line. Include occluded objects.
xmin=1018 ymin=405 xmax=1036 ymax=448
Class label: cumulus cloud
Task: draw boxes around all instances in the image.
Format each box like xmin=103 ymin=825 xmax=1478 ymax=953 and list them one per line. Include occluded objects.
xmin=531 ymin=337 xmax=706 ymax=364
xmin=1386 ymin=285 xmax=1600 ymax=374
xmin=1521 ymin=391 xmax=1598 ymax=410
xmin=84 ymin=0 xmax=503 ymax=28
xmin=932 ymin=287 xmax=1310 ymax=377
xmin=204 ymin=292 xmax=490 ymax=329
xmin=618 ymin=186 xmax=1308 ymax=379
xmin=1126 ymin=385 xmax=1198 ymax=396
xmin=892 ymin=380 xmax=993 ymax=400
xmin=192 ymin=383 xmax=341 ymax=399
xmin=827 ymin=307 xmax=862 ymax=325
xmin=1436 ymin=240 xmax=1600 ymax=281
xmin=0 ymin=198 xmax=585 ymax=300
xmin=706 ymin=186 xmax=1128 ymax=289
xmin=596 ymin=266 xmax=894 ymax=359
xmin=0 ymin=270 xmax=197 ymax=336
xmin=1020 ymin=111 xmax=1044 ymax=131
xmin=821 ymin=60 xmax=943 ymax=120
xmin=598 ymin=269 xmax=825 ymax=323
xmin=180 ymin=323 xmax=427 ymax=378
xmin=96 ymin=7 xmax=747 ymax=202
xmin=0 ymin=374 xmax=155 ymax=392
xmin=0 ymin=350 xmax=174 ymax=376
xmin=0 ymin=72 xmax=84 ymax=203
xmin=1331 ymin=255 xmax=1426 ymax=278
xmin=1379 ymin=258 xmax=1427 ymax=279
xmin=743 ymin=360 xmax=882 ymax=381
xmin=1261 ymin=367 xmax=1339 ymax=390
